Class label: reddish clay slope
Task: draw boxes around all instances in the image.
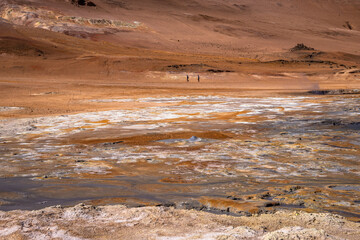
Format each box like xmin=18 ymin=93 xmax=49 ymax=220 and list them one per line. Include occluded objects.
xmin=1 ymin=0 xmax=360 ymax=56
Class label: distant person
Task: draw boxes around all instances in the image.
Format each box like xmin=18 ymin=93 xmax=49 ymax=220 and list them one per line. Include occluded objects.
xmin=187 ymin=75 xmax=189 ymax=82
xmin=197 ymin=75 xmax=200 ymax=82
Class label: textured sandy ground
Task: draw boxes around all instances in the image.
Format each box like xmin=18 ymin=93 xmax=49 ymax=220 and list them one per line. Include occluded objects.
xmin=1 ymin=0 xmax=360 ymax=239
xmin=0 ymin=203 xmax=360 ymax=240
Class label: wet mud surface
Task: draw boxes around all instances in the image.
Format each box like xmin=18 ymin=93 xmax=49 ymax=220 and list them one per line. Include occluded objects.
xmin=0 ymin=94 xmax=359 ymax=221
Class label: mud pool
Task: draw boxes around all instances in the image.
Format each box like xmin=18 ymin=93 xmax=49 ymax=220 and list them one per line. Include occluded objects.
xmin=0 ymin=95 xmax=359 ymax=220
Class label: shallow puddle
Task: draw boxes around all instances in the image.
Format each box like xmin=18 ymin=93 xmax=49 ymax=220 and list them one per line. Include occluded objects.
xmin=0 ymin=95 xmax=359 ymax=220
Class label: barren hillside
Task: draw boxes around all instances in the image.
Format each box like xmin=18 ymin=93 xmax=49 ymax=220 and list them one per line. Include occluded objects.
xmin=1 ymin=0 xmax=360 ymax=69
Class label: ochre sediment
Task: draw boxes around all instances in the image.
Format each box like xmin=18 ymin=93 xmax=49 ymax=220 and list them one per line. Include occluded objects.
xmin=0 ymin=0 xmax=360 ymax=237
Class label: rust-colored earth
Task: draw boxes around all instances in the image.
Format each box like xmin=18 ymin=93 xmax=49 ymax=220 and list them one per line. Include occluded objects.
xmin=0 ymin=0 xmax=360 ymax=239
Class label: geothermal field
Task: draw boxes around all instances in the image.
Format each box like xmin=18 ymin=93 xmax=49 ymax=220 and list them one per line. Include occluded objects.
xmin=1 ymin=0 xmax=360 ymax=239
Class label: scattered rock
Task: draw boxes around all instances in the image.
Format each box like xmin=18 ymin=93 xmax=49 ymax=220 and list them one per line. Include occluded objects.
xmin=264 ymin=59 xmax=337 ymax=65
xmin=264 ymin=201 xmax=280 ymax=207
xmin=75 ymin=160 xmax=86 ymax=163
xmin=166 ymin=63 xmax=210 ymax=71
xmin=290 ymin=43 xmax=315 ymax=52
xmin=285 ymin=186 xmax=302 ymax=193
xmin=308 ymin=89 xmax=360 ymax=95
xmin=69 ymin=0 xmax=96 ymax=7
xmin=103 ymin=140 xmax=124 ymax=146
xmin=26 ymin=125 xmax=37 ymax=131
xmin=227 ymin=196 xmax=243 ymax=201
xmin=155 ymin=203 xmax=176 ymax=207
xmin=257 ymin=192 xmax=271 ymax=199
xmin=344 ymin=21 xmax=353 ymax=30
xmin=207 ymin=69 xmax=233 ymax=73
xmin=349 ymin=70 xmax=360 ymax=74
xmin=305 ymin=51 xmax=323 ymax=59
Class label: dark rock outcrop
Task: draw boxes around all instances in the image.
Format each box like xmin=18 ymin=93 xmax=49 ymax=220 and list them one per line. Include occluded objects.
xmin=290 ymin=43 xmax=315 ymax=52
xmin=69 ymin=0 xmax=96 ymax=7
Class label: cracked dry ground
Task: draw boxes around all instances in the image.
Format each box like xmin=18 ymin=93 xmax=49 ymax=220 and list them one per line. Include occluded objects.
xmin=0 ymin=94 xmax=359 ymax=225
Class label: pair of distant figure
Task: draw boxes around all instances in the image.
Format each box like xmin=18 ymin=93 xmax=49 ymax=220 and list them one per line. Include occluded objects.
xmin=187 ymin=75 xmax=200 ymax=82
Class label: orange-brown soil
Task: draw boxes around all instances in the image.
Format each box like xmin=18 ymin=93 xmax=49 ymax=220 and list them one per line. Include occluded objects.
xmin=0 ymin=0 xmax=360 ymax=119
xmin=1 ymin=0 xmax=360 ymax=238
